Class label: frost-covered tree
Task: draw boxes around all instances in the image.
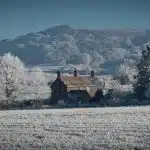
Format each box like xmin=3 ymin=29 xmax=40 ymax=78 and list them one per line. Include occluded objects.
xmin=117 ymin=63 xmax=138 ymax=84
xmin=44 ymin=34 xmax=79 ymax=63
xmin=97 ymin=77 xmax=120 ymax=94
xmin=80 ymin=53 xmax=91 ymax=66
xmin=107 ymin=48 xmax=128 ymax=61
xmin=0 ymin=53 xmax=25 ymax=104
xmin=25 ymin=67 xmax=48 ymax=103
xmin=134 ymin=45 xmax=150 ymax=100
xmin=126 ymin=37 xmax=133 ymax=47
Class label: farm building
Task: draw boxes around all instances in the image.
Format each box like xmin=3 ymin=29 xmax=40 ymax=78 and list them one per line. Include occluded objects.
xmin=49 ymin=69 xmax=102 ymax=104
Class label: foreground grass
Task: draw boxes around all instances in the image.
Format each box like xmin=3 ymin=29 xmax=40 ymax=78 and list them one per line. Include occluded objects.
xmin=0 ymin=107 xmax=150 ymax=150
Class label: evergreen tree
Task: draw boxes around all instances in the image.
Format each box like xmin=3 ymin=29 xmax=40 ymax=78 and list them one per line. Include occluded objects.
xmin=134 ymin=45 xmax=150 ymax=101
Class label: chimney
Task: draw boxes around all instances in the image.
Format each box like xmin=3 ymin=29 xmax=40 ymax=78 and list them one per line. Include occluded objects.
xmin=57 ymin=70 xmax=61 ymax=78
xmin=91 ymin=70 xmax=95 ymax=78
xmin=74 ymin=68 xmax=77 ymax=77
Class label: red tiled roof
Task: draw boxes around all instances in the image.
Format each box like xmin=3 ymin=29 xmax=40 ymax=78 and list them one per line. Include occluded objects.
xmin=60 ymin=76 xmax=92 ymax=86
xmin=59 ymin=76 xmax=98 ymax=96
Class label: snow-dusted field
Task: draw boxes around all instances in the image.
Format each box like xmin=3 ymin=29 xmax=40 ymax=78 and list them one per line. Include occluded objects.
xmin=0 ymin=106 xmax=150 ymax=150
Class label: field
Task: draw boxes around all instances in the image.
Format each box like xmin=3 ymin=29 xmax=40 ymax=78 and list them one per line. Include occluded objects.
xmin=0 ymin=107 xmax=150 ymax=150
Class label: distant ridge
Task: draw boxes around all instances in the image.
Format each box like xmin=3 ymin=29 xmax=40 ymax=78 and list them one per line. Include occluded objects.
xmin=0 ymin=25 xmax=150 ymax=74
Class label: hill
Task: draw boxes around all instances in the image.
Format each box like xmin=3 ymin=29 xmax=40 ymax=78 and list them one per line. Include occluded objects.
xmin=0 ymin=25 xmax=150 ymax=74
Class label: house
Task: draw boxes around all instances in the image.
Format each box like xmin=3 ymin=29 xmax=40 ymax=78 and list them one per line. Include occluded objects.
xmin=49 ymin=69 xmax=100 ymax=104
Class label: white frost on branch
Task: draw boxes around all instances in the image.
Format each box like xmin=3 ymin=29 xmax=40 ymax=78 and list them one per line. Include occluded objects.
xmin=0 ymin=53 xmax=25 ymax=104
xmin=24 ymin=67 xmax=49 ymax=101
xmin=117 ymin=63 xmax=138 ymax=84
xmin=80 ymin=53 xmax=91 ymax=67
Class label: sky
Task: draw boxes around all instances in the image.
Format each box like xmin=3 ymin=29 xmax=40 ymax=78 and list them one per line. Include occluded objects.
xmin=0 ymin=0 xmax=149 ymax=40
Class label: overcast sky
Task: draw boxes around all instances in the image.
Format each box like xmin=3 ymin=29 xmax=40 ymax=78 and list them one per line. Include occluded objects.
xmin=0 ymin=0 xmax=149 ymax=40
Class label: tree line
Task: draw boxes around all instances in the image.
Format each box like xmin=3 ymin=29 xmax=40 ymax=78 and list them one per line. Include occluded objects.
xmin=0 ymin=53 xmax=49 ymax=108
xmin=0 ymin=44 xmax=150 ymax=109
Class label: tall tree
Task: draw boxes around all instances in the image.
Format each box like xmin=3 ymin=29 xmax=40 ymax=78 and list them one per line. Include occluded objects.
xmin=117 ymin=62 xmax=137 ymax=84
xmin=24 ymin=67 xmax=48 ymax=102
xmin=0 ymin=53 xmax=25 ymax=104
xmin=134 ymin=45 xmax=150 ymax=101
